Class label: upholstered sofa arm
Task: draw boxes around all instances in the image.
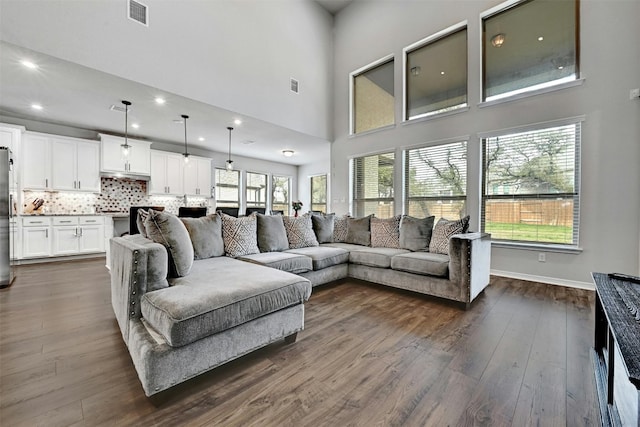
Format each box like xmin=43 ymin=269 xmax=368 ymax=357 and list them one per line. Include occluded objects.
xmin=110 ymin=235 xmax=169 ymax=344
xmin=448 ymin=233 xmax=492 ymax=306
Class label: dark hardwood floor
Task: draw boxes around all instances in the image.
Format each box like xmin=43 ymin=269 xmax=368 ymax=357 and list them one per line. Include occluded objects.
xmin=1 ymin=258 xmax=598 ymax=426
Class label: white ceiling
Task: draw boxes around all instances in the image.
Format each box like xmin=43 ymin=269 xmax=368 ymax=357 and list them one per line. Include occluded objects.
xmin=0 ymin=41 xmax=331 ymax=166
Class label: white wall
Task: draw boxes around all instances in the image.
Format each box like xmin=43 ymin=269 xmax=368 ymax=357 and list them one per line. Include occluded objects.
xmin=331 ymin=0 xmax=640 ymax=285
xmin=0 ymin=0 xmax=334 ymax=141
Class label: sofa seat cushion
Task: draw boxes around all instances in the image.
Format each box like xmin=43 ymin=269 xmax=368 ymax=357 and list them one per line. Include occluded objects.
xmin=141 ymin=257 xmax=311 ymax=347
xmin=238 ymin=252 xmax=312 ymax=274
xmin=285 ymin=246 xmax=349 ymax=271
xmin=390 ymin=252 xmax=450 ymax=277
xmin=348 ymin=247 xmax=411 ymax=268
xmin=322 ymin=242 xmax=368 ymax=252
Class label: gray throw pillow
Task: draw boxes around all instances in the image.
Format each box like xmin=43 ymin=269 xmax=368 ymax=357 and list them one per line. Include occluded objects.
xmin=371 ymin=215 xmax=402 ymax=248
xmin=346 ymin=215 xmax=372 ymax=246
xmin=311 ymin=213 xmax=335 ymax=243
xmin=400 ymin=215 xmax=435 ymax=252
xmin=180 ymin=214 xmax=224 ymax=259
xmin=257 ymin=213 xmax=289 ymax=252
xmin=220 ymin=212 xmax=260 ymax=257
xmin=283 ymin=213 xmax=319 ymax=249
xmin=429 ymin=215 xmax=470 ymax=255
xmin=144 ymin=209 xmax=194 ymax=277
xmin=136 ymin=209 xmax=148 ymax=237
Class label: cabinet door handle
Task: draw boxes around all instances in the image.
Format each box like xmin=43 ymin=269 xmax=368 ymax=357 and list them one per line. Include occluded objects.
xmin=78 ymin=181 xmax=81 ymax=189
xmin=60 ymin=220 xmax=72 ymax=223
xmin=45 ymin=178 xmax=49 ymax=188
xmin=45 ymin=229 xmax=48 ymax=238
xmin=79 ymin=228 xmax=83 ymax=237
xmin=73 ymin=181 xmax=76 ymax=189
xmin=31 ymin=221 xmax=43 ymax=224
xmin=167 ymin=186 xmax=170 ymax=193
xmin=85 ymin=220 xmax=96 ymax=223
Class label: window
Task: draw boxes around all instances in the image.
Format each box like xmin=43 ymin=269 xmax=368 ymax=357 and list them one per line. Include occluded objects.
xmin=352 ymin=152 xmax=394 ymax=218
xmin=272 ymin=175 xmax=290 ymax=215
xmin=310 ymin=175 xmax=327 ymax=213
xmin=351 ymin=57 xmax=395 ymax=134
xmin=405 ymin=141 xmax=467 ymax=222
xmin=246 ymin=172 xmax=267 ymax=209
xmin=405 ymin=24 xmax=467 ymax=120
xmin=482 ymin=0 xmax=579 ymax=102
xmin=481 ymin=119 xmax=581 ymax=245
xmin=215 ymin=168 xmax=240 ymax=208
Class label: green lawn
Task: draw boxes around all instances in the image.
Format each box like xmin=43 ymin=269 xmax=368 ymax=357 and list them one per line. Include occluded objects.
xmin=485 ymin=222 xmax=573 ymax=244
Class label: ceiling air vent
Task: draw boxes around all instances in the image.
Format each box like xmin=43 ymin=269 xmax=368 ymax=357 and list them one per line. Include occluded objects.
xmin=290 ymin=78 xmax=299 ymax=94
xmin=109 ymin=104 xmax=129 ymax=113
xmin=128 ymin=0 xmax=148 ymax=26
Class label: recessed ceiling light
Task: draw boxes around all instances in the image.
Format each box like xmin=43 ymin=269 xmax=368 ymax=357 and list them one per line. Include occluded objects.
xmin=558 ymin=66 xmax=564 ymax=70
xmin=31 ymin=103 xmax=43 ymax=110
xmin=131 ymin=123 xmax=140 ymax=129
xmin=282 ymin=150 xmax=294 ymax=157
xmin=538 ymin=36 xmax=544 ymax=41
xmin=198 ymin=137 xmax=205 ymax=142
xmin=234 ymin=119 xmax=242 ymax=125
xmin=21 ymin=60 xmax=38 ymax=70
xmin=440 ymin=71 xmax=445 ymax=75
xmin=155 ymin=97 xmax=166 ymax=105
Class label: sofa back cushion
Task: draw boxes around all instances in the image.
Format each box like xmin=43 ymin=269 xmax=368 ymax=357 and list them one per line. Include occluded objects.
xmin=399 ymin=215 xmax=435 ymax=252
xmin=144 ymin=209 xmax=194 ymax=277
xmin=345 ymin=215 xmax=372 ymax=246
xmin=311 ymin=213 xmax=335 ymax=243
xmin=429 ymin=215 xmax=470 ymax=255
xmin=257 ymin=213 xmax=289 ymax=252
xmin=180 ymin=214 xmax=224 ymax=259
xmin=370 ymin=215 xmax=402 ymax=248
xmin=283 ymin=213 xmax=319 ymax=249
xmin=221 ymin=212 xmax=260 ymax=257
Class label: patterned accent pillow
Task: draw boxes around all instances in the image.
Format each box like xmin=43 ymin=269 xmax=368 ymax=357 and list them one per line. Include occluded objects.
xmin=283 ymin=213 xmax=319 ymax=249
xmin=371 ymin=215 xmax=402 ymax=248
xmin=429 ymin=215 xmax=470 ymax=255
xmin=220 ymin=212 xmax=260 ymax=257
xmin=333 ymin=215 xmax=350 ymax=243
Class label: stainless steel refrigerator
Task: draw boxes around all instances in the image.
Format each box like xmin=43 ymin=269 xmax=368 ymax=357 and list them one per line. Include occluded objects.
xmin=0 ymin=147 xmax=16 ymax=288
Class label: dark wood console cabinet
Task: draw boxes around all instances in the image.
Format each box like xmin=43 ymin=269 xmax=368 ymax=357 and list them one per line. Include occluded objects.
xmin=592 ymin=272 xmax=640 ymax=426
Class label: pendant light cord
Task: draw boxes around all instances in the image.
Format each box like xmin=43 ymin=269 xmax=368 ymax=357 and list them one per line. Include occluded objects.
xmin=182 ymin=115 xmax=189 ymax=156
xmin=227 ymin=126 xmax=233 ymax=162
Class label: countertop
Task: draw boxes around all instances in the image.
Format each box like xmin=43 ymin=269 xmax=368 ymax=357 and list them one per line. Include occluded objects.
xmin=20 ymin=213 xmax=130 ymax=218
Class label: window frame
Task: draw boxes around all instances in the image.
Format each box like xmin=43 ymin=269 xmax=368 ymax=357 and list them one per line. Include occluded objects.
xmin=310 ymin=174 xmax=328 ymax=213
xmin=214 ymin=167 xmax=240 ymax=208
xmin=479 ymin=116 xmax=584 ymax=250
xmin=349 ymin=54 xmax=395 ymax=136
xmin=403 ymin=21 xmax=469 ymax=122
xmin=351 ymin=151 xmax=396 ymax=218
xmin=245 ymin=171 xmax=268 ymax=209
xmin=403 ymin=139 xmax=468 ymax=222
xmin=479 ymin=0 xmax=581 ymax=105
xmin=271 ymin=174 xmax=291 ymax=215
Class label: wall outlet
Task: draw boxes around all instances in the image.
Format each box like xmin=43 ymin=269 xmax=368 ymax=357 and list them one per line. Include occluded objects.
xmin=630 ymin=88 xmax=640 ymax=100
xmin=538 ymin=253 xmax=546 ymax=262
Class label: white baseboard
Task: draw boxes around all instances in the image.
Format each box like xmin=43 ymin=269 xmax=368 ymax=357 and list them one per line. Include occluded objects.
xmin=490 ymin=269 xmax=594 ymax=291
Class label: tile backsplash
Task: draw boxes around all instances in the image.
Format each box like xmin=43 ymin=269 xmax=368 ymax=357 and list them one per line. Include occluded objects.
xmin=23 ymin=177 xmax=212 ymax=215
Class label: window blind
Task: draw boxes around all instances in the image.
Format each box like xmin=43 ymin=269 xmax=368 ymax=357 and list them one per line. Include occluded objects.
xmin=352 ymin=152 xmax=395 ymax=218
xmin=272 ymin=175 xmax=290 ymax=215
xmin=246 ymin=172 xmax=267 ymax=208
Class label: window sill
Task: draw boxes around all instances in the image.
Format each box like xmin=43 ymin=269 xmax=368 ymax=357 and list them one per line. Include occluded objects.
xmin=478 ymin=78 xmax=585 ymax=109
xmin=402 ymin=105 xmax=470 ymax=126
xmin=491 ymin=240 xmax=583 ymax=254
xmin=349 ymin=123 xmax=396 ymax=138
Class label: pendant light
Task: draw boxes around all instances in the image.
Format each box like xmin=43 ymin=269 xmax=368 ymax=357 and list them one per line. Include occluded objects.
xmin=121 ymin=100 xmax=131 ymax=157
xmin=226 ymin=126 xmax=234 ymax=171
xmin=182 ymin=114 xmax=190 ymax=163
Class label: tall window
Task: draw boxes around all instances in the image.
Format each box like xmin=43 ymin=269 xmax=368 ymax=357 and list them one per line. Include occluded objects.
xmin=351 ymin=57 xmax=395 ymax=134
xmin=215 ymin=168 xmax=240 ymax=208
xmin=481 ymin=119 xmax=581 ymax=245
xmin=482 ymin=0 xmax=579 ymax=102
xmin=405 ymin=24 xmax=467 ymax=120
xmin=310 ymin=175 xmax=327 ymax=213
xmin=352 ymin=152 xmax=394 ymax=218
xmin=405 ymin=141 xmax=467 ymax=222
xmin=271 ymin=175 xmax=290 ymax=215
xmin=246 ymin=172 xmax=267 ymax=209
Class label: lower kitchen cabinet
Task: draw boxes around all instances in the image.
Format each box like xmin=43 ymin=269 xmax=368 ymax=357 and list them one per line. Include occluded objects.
xmin=22 ymin=216 xmax=105 ymax=259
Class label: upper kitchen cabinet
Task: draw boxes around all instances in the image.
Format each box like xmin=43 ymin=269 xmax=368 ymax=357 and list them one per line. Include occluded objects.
xmin=100 ymin=134 xmax=151 ymax=176
xmin=22 ymin=132 xmax=100 ymax=192
xmin=183 ymin=156 xmax=212 ymax=196
xmin=51 ymin=137 xmax=100 ymax=192
xmin=150 ymin=150 xmax=184 ymax=195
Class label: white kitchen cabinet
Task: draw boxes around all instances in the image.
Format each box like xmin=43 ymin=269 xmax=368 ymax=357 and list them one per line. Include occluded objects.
xmin=78 ymin=216 xmax=104 ymax=253
xmin=183 ymin=156 xmax=212 ymax=196
xmin=100 ymin=134 xmax=151 ymax=176
xmin=51 ymin=138 xmax=100 ymax=192
xmin=150 ymin=150 xmax=184 ymax=195
xmin=21 ymin=217 xmax=52 ymax=258
xmin=52 ymin=225 xmax=80 ymax=256
xmin=22 ymin=133 xmax=52 ymax=190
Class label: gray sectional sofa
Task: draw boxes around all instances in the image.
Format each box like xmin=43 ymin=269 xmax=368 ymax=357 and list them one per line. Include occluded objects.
xmin=110 ymin=210 xmax=490 ymax=396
